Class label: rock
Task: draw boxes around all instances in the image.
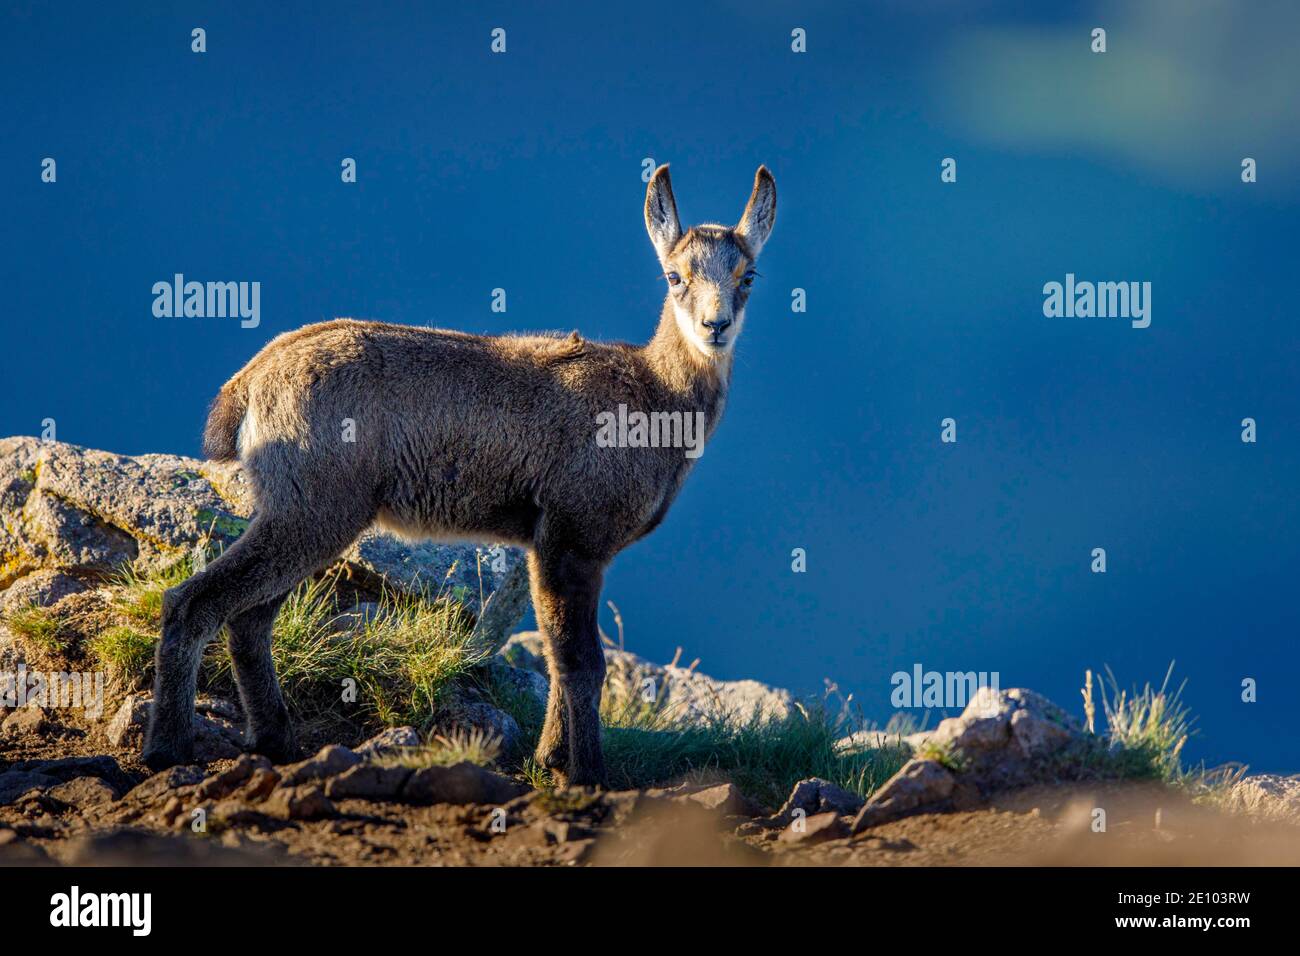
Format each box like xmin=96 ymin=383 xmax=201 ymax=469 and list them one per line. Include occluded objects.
xmin=0 ymin=623 xmax=24 ymax=672
xmin=3 ymin=755 xmax=133 ymax=794
xmin=1220 ymin=774 xmax=1300 ymax=822
xmin=0 ymin=437 xmax=532 ymax=638
xmin=681 ymin=783 xmax=765 ymax=818
xmin=343 ymin=533 xmax=529 ymax=653
xmin=779 ymin=811 xmax=849 ymax=845
xmin=501 ymin=631 xmax=792 ymax=727
xmin=238 ymin=768 xmax=281 ymax=802
xmin=105 ymin=692 xmax=244 ymax=761
xmin=124 ymin=765 xmax=205 ymax=804
xmin=324 ymin=764 xmax=413 ymax=801
xmin=22 ymin=491 xmax=138 ymax=573
xmin=401 ymin=762 xmax=529 ymax=806
xmin=436 ymin=700 xmax=523 ymax=754
xmin=105 ymin=693 xmax=159 ymax=745
xmin=0 ymin=569 xmax=88 ymax=612
xmin=194 ymin=695 xmax=241 ymax=722
xmin=261 ymin=785 xmax=336 ymax=821
xmin=278 ymin=745 xmax=362 ymax=787
xmin=850 ymin=758 xmax=955 ymax=834
xmin=197 ymin=754 xmax=273 ymax=801
xmin=771 ymin=777 xmax=865 ymax=825
xmin=46 ymin=776 xmax=119 ymax=809
xmin=479 ymin=659 xmax=550 ymax=711
xmin=355 ymin=726 xmax=421 ymax=758
xmin=1 ymin=704 xmax=50 ymax=737
xmin=925 ymin=687 xmax=1082 ymax=758
xmin=0 ymin=770 xmax=58 ymax=805
xmin=834 ymin=727 xmax=914 ymax=754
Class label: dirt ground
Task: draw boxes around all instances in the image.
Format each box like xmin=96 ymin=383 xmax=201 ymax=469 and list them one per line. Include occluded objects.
xmin=4 ymin=722 xmax=1299 ymax=867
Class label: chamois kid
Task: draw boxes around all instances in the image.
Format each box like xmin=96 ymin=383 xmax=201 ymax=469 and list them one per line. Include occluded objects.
xmin=143 ymin=165 xmax=777 ymax=785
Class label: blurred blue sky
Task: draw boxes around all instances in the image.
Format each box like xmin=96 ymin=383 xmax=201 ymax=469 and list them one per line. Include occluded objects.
xmin=2 ymin=1 xmax=1297 ymax=769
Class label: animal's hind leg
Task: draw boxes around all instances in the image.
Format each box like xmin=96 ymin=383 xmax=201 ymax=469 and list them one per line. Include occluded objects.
xmin=143 ymin=510 xmax=367 ymax=770
xmin=225 ymin=590 xmax=295 ymax=762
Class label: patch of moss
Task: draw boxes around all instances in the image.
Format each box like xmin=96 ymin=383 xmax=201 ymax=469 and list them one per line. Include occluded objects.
xmin=193 ymin=507 xmax=249 ymax=540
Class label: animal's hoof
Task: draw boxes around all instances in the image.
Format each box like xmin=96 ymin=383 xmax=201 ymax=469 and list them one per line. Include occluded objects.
xmin=141 ymin=743 xmax=190 ymax=772
xmin=246 ymin=733 xmax=298 ymax=765
xmin=534 ymin=742 xmax=569 ymax=773
xmin=558 ymin=765 xmax=608 ymax=791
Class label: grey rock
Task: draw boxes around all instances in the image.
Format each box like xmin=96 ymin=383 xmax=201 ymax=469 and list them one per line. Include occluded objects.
xmin=277 ymin=745 xmax=362 ymax=787
xmin=5 ymin=755 xmax=132 ymax=794
xmin=196 ymin=754 xmax=273 ymax=801
xmin=436 ymin=700 xmax=523 ymax=755
xmin=123 ymin=765 xmax=206 ymax=802
xmin=1 ymin=704 xmax=50 ymax=737
xmin=1220 ymin=774 xmax=1300 ymax=822
xmin=355 ymin=725 xmax=420 ymax=758
xmin=401 ymin=762 xmax=530 ymax=805
xmin=0 ymin=771 xmax=58 ymax=806
xmin=484 ymin=659 xmax=550 ymax=707
xmin=913 ymin=687 xmax=1088 ymax=791
xmin=834 ymin=728 xmax=914 ymax=754
xmin=46 ymin=776 xmax=119 ymax=809
xmin=851 ymin=758 xmax=955 ymax=833
xmin=680 ymin=782 xmax=765 ymax=818
xmin=325 ymin=764 xmax=414 ymax=801
xmin=261 ymin=785 xmax=336 ymax=821
xmin=22 ymin=492 xmax=138 ymax=574
xmin=342 ymin=533 xmax=530 ymax=652
xmin=502 ymin=631 xmax=792 ymax=727
xmin=0 ymin=623 xmax=24 ymax=672
xmin=106 ymin=692 xmax=243 ymax=761
xmin=771 ymin=776 xmax=865 ymax=825
xmin=0 ymin=569 xmax=88 ymax=612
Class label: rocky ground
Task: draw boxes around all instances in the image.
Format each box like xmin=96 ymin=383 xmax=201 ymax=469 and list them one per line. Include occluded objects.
xmin=4 ymin=677 xmax=1300 ymax=867
xmin=3 ymin=437 xmax=1300 ymax=866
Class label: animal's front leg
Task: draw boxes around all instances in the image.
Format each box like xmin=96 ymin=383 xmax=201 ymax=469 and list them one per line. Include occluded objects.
xmin=536 ymin=674 xmax=570 ymax=773
xmin=528 ymin=543 xmax=608 ymax=788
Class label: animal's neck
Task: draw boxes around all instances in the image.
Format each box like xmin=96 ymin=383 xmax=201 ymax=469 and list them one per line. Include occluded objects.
xmin=642 ymin=299 xmax=731 ymax=415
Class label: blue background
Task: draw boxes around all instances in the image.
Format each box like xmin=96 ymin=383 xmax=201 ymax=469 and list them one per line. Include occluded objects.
xmin=3 ymin=2 xmax=1297 ymax=770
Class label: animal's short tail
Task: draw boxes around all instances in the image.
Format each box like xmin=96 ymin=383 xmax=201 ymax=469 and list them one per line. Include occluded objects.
xmin=202 ymin=377 xmax=249 ymax=461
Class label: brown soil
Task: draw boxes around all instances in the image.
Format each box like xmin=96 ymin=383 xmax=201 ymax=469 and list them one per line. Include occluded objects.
xmin=4 ymin=721 xmax=1300 ymax=867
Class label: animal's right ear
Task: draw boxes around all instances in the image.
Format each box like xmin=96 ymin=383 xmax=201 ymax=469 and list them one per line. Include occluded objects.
xmin=644 ymin=164 xmax=682 ymax=265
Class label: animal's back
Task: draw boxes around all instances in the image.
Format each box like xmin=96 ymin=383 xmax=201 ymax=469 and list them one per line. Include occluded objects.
xmin=209 ymin=318 xmax=674 ymax=547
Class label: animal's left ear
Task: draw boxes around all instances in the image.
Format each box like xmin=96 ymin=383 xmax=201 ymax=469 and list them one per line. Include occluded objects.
xmin=736 ymin=165 xmax=776 ymax=257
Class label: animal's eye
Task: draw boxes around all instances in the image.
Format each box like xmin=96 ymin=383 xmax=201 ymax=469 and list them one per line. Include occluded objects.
xmin=741 ymin=270 xmax=756 ymax=287
xmin=666 ymin=272 xmax=682 ymax=287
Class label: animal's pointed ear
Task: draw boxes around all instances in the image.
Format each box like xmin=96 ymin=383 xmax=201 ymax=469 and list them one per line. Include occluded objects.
xmin=736 ymin=165 xmax=776 ymax=257
xmin=644 ymin=164 xmax=682 ymax=265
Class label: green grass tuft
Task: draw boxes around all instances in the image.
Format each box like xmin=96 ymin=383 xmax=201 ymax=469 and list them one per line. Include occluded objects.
xmin=377 ymin=727 xmax=503 ymax=769
xmin=1 ymin=603 xmax=66 ymax=652
xmin=88 ymin=624 xmax=156 ymax=689
xmin=203 ymin=575 xmax=487 ymax=729
xmin=1089 ymin=662 xmax=1194 ymax=782
xmin=109 ymin=557 xmax=195 ymax=628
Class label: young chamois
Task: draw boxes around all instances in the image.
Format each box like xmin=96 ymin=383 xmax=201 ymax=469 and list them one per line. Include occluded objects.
xmin=143 ymin=165 xmax=777 ymax=786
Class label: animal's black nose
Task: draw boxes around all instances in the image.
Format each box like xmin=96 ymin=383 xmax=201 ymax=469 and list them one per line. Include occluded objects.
xmin=702 ymin=318 xmax=732 ymax=332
